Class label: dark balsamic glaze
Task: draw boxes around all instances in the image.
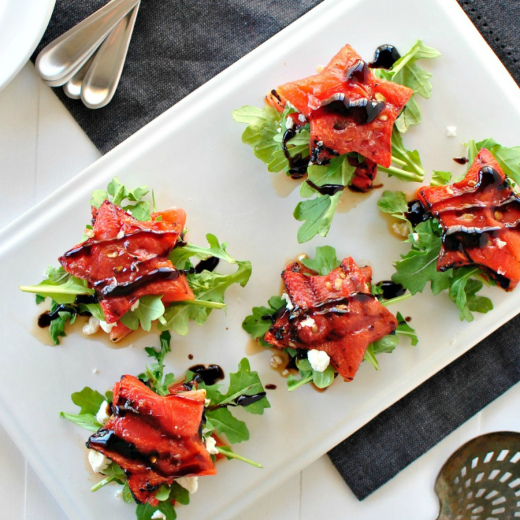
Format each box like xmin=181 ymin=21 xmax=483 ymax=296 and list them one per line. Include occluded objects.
xmin=375 ymin=281 xmax=406 ymax=300
xmin=261 ymin=303 xmax=287 ymax=323
xmin=183 ymin=256 xmax=220 ymax=275
xmin=96 ymin=267 xmax=179 ymax=298
xmin=282 ymin=128 xmax=310 ymax=179
xmin=345 ymin=59 xmax=369 ymax=83
xmin=305 ymin=180 xmax=345 ymax=196
xmin=188 ymin=364 xmax=225 ymax=386
xmin=405 ymin=316 xmax=412 ymax=323
xmin=321 ymin=98 xmax=385 ymax=125
xmin=265 ymin=384 xmax=277 ymax=390
xmin=233 ymin=393 xmax=267 ymax=407
xmin=188 ymin=354 xmax=194 ymax=360
xmin=369 ymin=45 xmax=401 ymax=69
xmin=88 ymin=429 xmax=145 ymax=462
xmin=405 ymin=200 xmax=431 ymax=227
xmin=453 ymin=156 xmax=469 ymax=165
xmin=37 ymin=294 xmax=99 ymax=328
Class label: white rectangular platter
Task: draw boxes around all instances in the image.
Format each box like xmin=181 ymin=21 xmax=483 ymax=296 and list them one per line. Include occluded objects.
xmin=1 ymin=0 xmax=520 ymax=519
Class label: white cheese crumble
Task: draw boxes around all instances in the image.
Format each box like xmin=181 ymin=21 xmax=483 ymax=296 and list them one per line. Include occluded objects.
xmin=88 ymin=450 xmax=110 ymax=473
xmin=286 ymin=117 xmax=294 ymax=129
xmin=115 ymin=489 xmax=123 ymax=500
xmin=130 ymin=299 xmax=140 ymax=312
xmin=299 ymin=316 xmax=316 ymax=328
xmin=496 ymin=238 xmax=507 ymax=249
xmin=392 ymin=222 xmax=409 ymax=237
xmin=205 ymin=436 xmax=219 ymax=455
xmin=92 ymin=368 xmax=99 ymax=374
xmin=96 ymin=401 xmax=111 ymax=425
xmin=281 ymin=292 xmax=294 ymax=310
xmin=100 ymin=320 xmax=116 ymax=333
xmin=298 ymin=114 xmax=306 ymax=123
xmin=446 ymin=126 xmax=457 ymax=137
xmin=151 ymin=512 xmax=167 ymax=520
xmin=83 ymin=316 xmax=100 ymax=335
xmin=176 ymin=476 xmax=198 ymax=494
xmin=308 ymin=350 xmax=330 ymax=373
xmin=205 ymin=398 xmax=211 ymax=407
xmin=270 ymin=355 xmax=283 ymax=368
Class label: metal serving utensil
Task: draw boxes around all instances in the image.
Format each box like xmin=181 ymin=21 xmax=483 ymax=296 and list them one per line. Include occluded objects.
xmin=435 ymin=431 xmax=520 ymax=519
xmin=35 ymin=0 xmax=139 ymax=108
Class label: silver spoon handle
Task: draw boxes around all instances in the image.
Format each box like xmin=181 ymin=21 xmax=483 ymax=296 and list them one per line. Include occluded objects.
xmin=82 ymin=3 xmax=140 ymax=109
xmin=35 ymin=0 xmax=139 ymax=84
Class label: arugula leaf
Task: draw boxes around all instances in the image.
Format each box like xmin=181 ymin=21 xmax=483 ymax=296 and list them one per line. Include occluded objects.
xmin=392 ymin=219 xmax=451 ymax=295
xmin=49 ymin=310 xmax=73 ymax=344
xmin=233 ymin=104 xmax=310 ymax=174
xmin=123 ymin=200 xmax=150 ymax=221
xmin=396 ymin=312 xmax=418 ymax=346
xmin=448 ymin=267 xmax=493 ymax=321
xmin=242 ymin=295 xmax=285 ymax=347
xmin=136 ymin=502 xmax=176 ymax=520
xmin=294 ymin=192 xmax=341 ymax=244
xmin=431 ymin=170 xmax=453 ymax=186
xmin=378 ymin=128 xmax=425 ymax=183
xmin=169 ymin=234 xmax=236 ymax=270
xmin=205 ymin=407 xmax=250 ymax=443
xmin=160 ymin=261 xmax=252 ymax=336
xmin=376 ymin=40 xmax=441 ymax=133
xmin=120 ymin=295 xmax=165 ymax=332
xmin=91 ymin=177 xmax=149 ymax=209
xmin=59 ymin=412 xmax=101 ymax=432
xmin=138 ymin=331 xmax=174 ymax=396
xmin=299 ymin=155 xmax=355 ymax=198
xmin=169 ymin=482 xmax=190 ymax=505
xmin=300 ymin=245 xmax=340 ymax=275
xmin=377 ymin=190 xmax=409 ymax=216
xmin=216 ymin=446 xmax=263 ymax=468
xmin=122 ymin=481 xmax=135 ymax=504
xmin=71 ymin=387 xmax=105 ymax=415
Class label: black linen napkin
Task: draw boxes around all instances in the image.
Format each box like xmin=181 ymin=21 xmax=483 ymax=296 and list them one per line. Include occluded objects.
xmin=32 ymin=0 xmax=520 ymax=500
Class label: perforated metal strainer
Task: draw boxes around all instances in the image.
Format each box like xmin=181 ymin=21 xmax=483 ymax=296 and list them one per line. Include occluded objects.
xmin=435 ymin=432 xmax=520 ymax=520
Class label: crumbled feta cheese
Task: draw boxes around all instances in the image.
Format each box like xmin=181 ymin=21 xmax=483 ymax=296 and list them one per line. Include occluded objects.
xmin=270 ymin=355 xmax=283 ymax=368
xmin=392 ymin=222 xmax=409 ymax=237
xmin=446 ymin=126 xmax=457 ymax=137
xmin=307 ymin=350 xmax=330 ymax=373
xmin=130 ymin=299 xmax=140 ymax=312
xmin=176 ymin=476 xmax=198 ymax=494
xmin=115 ymin=489 xmax=123 ymax=500
xmin=281 ymin=292 xmax=294 ymax=310
xmin=297 ymin=253 xmax=308 ymax=261
xmin=151 ymin=512 xmax=167 ymax=520
xmin=92 ymin=368 xmax=99 ymax=374
xmin=126 ymin=209 xmax=133 ymax=215
xmin=298 ymin=114 xmax=306 ymax=123
xmin=99 ymin=320 xmax=116 ymax=333
xmin=299 ymin=316 xmax=315 ymax=328
xmin=96 ymin=401 xmax=111 ymax=425
xmin=205 ymin=398 xmax=211 ymax=407
xmin=116 ymin=230 xmax=125 ymax=239
xmin=88 ymin=450 xmax=110 ymax=473
xmin=496 ymin=238 xmax=507 ymax=249
xmin=316 ymin=140 xmax=324 ymax=147
xmin=286 ymin=117 xmax=294 ymax=130
xmin=205 ymin=436 xmax=219 ymax=455
xmin=83 ymin=316 xmax=100 ymax=335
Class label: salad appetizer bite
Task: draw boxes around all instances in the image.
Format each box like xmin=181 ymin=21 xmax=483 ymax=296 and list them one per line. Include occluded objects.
xmin=61 ymin=332 xmax=270 ymax=519
xmin=20 ymin=178 xmax=251 ymax=344
xmin=233 ymin=41 xmax=440 ymax=243
xmin=243 ymin=246 xmax=417 ymax=391
xmin=379 ymin=138 xmax=520 ymax=321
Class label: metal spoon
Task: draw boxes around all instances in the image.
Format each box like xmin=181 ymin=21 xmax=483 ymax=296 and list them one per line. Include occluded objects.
xmin=81 ymin=3 xmax=140 ymax=109
xmin=35 ymin=0 xmax=139 ymax=86
xmin=63 ymin=54 xmax=96 ymax=99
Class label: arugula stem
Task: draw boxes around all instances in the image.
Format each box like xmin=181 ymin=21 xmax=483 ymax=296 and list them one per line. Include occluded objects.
xmin=380 ymin=293 xmax=412 ymax=307
xmin=391 ymin=47 xmax=419 ymax=75
xmin=287 ymin=373 xmax=313 ymax=391
xmin=390 ymin=156 xmax=407 ymax=167
xmin=379 ymin=166 xmax=423 ymax=183
xmin=91 ymin=475 xmax=116 ymax=492
xmin=183 ymin=299 xmax=226 ymax=309
xmin=217 ymin=447 xmax=263 ymax=468
xmin=207 ymin=384 xmax=256 ymax=410
xmin=19 ymin=285 xmax=93 ymax=296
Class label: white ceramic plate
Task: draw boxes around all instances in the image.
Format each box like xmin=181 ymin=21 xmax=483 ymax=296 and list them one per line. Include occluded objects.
xmin=1 ymin=0 xmax=520 ymax=519
xmin=0 ymin=0 xmax=55 ymax=91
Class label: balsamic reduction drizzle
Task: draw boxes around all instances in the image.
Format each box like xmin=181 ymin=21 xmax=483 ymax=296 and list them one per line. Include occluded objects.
xmin=232 ymin=393 xmax=267 ymax=407
xmin=369 ymin=44 xmax=401 ymax=69
xmin=405 ymin=200 xmax=431 ymax=227
xmin=37 ymin=294 xmax=99 ymax=328
xmin=188 ymin=364 xmax=225 ymax=386
xmin=282 ymin=128 xmax=310 ymax=179
xmin=183 ymin=256 xmax=220 ymax=275
xmin=453 ymin=156 xmax=469 ymax=165
xmin=265 ymin=384 xmax=277 ymax=390
xmin=374 ymin=281 xmax=406 ymax=300
xmin=305 ymin=180 xmax=345 ymax=196
xmin=320 ymin=98 xmax=385 ymax=125
xmin=345 ymin=59 xmax=369 ymax=83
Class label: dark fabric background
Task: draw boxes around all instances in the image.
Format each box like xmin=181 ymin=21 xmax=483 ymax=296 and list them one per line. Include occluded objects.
xmin=32 ymin=0 xmax=520 ymax=500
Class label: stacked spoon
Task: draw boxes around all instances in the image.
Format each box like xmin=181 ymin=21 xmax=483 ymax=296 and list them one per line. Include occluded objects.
xmin=36 ymin=0 xmax=140 ymax=109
